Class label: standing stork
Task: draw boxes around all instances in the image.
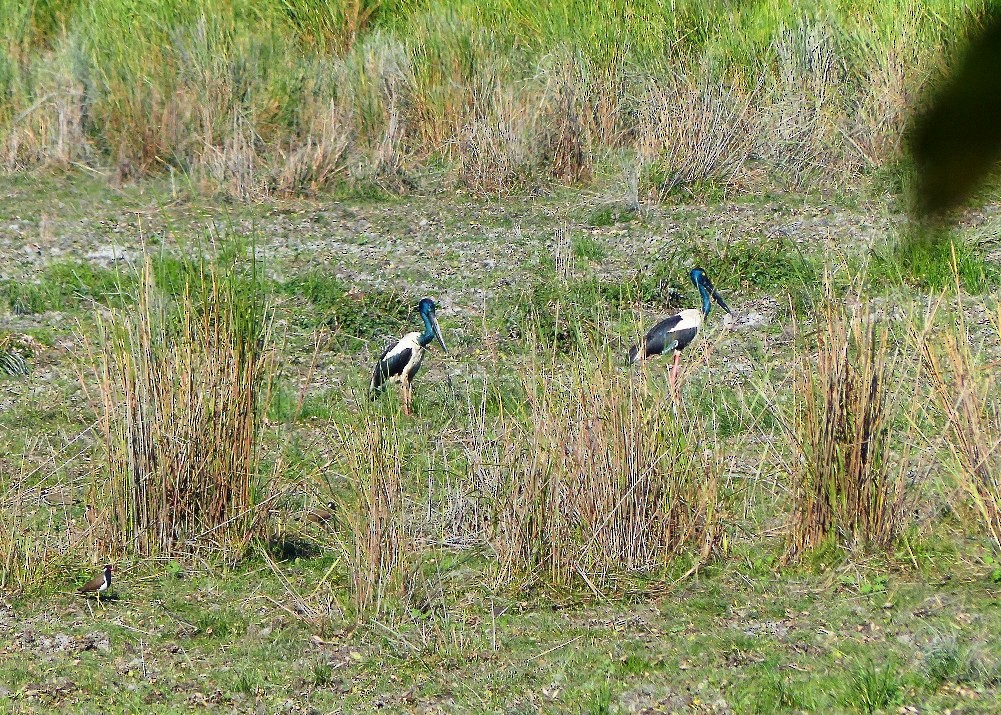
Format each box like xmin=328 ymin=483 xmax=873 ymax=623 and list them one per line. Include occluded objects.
xmin=370 ymin=298 xmax=448 ymax=415
xmin=628 ymin=268 xmax=731 ymax=394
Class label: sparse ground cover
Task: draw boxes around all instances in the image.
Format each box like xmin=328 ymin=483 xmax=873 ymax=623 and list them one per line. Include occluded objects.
xmin=2 ymin=173 xmax=1001 ymax=713
xmin=3 ymin=1 xmax=1001 ymax=713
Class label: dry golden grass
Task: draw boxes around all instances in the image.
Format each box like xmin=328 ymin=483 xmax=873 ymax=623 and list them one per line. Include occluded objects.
xmin=778 ymin=284 xmax=913 ymax=558
xmin=327 ymin=414 xmax=415 ymax=617
xmin=923 ymin=296 xmax=1001 ymax=550
xmin=489 ymin=353 xmax=737 ymax=593
xmin=80 ymin=257 xmax=273 ymax=557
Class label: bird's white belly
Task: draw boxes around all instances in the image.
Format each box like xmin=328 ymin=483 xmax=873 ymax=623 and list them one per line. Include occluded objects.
xmin=388 ymin=334 xmax=425 ymax=384
xmin=674 ymin=308 xmax=703 ymax=332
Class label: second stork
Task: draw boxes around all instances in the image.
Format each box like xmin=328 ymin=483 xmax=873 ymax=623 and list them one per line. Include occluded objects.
xmin=370 ymin=298 xmax=448 ymax=414
xmin=628 ymin=268 xmax=730 ymax=393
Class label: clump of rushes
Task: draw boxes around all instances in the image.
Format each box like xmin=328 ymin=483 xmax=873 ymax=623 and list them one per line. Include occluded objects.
xmin=922 ymin=297 xmax=1001 ymax=550
xmin=0 ymin=333 xmax=28 ymax=376
xmin=328 ymin=414 xmax=413 ymax=617
xmin=490 ymin=351 xmax=736 ymax=592
xmin=81 ymin=253 xmax=272 ymax=557
xmin=781 ymin=283 xmax=909 ymax=558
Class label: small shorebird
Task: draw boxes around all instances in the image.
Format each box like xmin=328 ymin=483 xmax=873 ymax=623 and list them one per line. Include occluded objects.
xmin=306 ymin=501 xmax=338 ymax=525
xmin=78 ymin=565 xmax=113 ymax=600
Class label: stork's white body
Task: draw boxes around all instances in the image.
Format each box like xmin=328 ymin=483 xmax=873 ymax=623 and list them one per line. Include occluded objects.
xmin=668 ymin=309 xmax=704 ymax=350
xmin=375 ymin=332 xmax=425 ymax=388
xmin=629 ymin=306 xmax=706 ymax=396
xmin=370 ymin=332 xmax=427 ymax=414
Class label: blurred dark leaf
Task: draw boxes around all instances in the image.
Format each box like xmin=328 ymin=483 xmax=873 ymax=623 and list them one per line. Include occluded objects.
xmin=910 ymin=13 xmax=1001 ymax=216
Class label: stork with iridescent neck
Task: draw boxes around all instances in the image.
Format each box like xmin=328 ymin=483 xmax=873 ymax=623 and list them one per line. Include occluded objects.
xmin=370 ymin=298 xmax=448 ymax=415
xmin=628 ymin=268 xmax=731 ymax=394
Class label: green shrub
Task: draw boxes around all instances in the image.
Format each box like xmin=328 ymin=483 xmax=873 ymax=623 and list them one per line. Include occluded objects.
xmin=279 ymin=272 xmax=412 ymax=345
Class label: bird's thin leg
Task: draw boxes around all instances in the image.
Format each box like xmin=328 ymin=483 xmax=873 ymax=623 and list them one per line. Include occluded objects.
xmin=403 ymin=382 xmax=412 ymax=416
xmin=670 ymin=353 xmax=681 ymax=401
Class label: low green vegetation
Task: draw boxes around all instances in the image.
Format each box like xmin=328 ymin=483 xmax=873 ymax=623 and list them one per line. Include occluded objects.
xmin=2 ymin=177 xmax=1001 ymax=713
xmin=0 ymin=260 xmax=130 ymax=314
xmin=893 ymin=227 xmax=1001 ymax=291
xmin=277 ymin=272 xmax=413 ymax=344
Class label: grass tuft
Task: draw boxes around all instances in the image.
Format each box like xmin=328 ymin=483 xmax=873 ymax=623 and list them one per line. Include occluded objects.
xmin=922 ymin=293 xmax=1001 ymax=550
xmin=892 ymin=223 xmax=999 ymax=292
xmin=489 ymin=350 xmax=737 ymax=591
xmin=81 ymin=252 xmax=273 ymax=557
xmin=278 ymin=272 xmax=412 ymax=344
xmin=329 ymin=413 xmax=414 ymax=617
xmin=0 ymin=333 xmax=29 ymax=376
xmin=842 ymin=658 xmax=900 ymax=714
xmin=776 ymin=277 xmax=910 ymax=558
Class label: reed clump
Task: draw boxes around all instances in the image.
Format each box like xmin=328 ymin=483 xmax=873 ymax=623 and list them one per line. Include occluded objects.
xmin=782 ymin=290 xmax=909 ymax=558
xmin=82 ymin=255 xmax=272 ymax=557
xmin=0 ymin=332 xmax=29 ymax=376
xmin=328 ymin=414 xmax=414 ymax=617
xmin=923 ymin=299 xmax=1001 ymax=550
xmin=489 ymin=353 xmax=736 ymax=592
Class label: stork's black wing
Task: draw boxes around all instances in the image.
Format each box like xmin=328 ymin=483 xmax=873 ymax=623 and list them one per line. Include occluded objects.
xmin=628 ymin=314 xmax=685 ymax=363
xmin=370 ymin=344 xmax=413 ymax=396
xmin=642 ymin=314 xmax=685 ymax=356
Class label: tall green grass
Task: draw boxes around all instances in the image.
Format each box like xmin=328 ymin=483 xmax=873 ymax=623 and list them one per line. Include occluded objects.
xmin=0 ymin=0 xmax=988 ymax=198
xmin=82 ymin=252 xmax=273 ymax=557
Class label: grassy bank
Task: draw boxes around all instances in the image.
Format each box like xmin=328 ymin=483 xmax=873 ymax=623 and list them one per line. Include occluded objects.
xmin=0 ymin=0 xmax=991 ymax=199
xmin=2 ymin=177 xmax=1001 ymax=710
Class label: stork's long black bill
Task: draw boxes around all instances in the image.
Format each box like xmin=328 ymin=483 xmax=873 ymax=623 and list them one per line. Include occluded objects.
xmin=430 ymin=312 xmax=448 ymax=354
xmin=712 ymin=289 xmax=731 ymax=314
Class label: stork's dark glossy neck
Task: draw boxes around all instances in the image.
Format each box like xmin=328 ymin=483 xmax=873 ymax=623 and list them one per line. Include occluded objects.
xmin=418 ymin=311 xmax=435 ymax=347
xmin=698 ymin=284 xmax=712 ymax=316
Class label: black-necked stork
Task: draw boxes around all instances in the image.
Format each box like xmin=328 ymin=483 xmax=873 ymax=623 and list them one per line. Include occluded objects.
xmin=628 ymin=267 xmax=730 ymax=393
xmin=370 ymin=298 xmax=448 ymax=414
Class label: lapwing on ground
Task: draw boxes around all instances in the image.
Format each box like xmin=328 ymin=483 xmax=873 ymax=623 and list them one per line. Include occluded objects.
xmin=306 ymin=501 xmax=338 ymax=525
xmin=78 ymin=565 xmax=112 ymax=600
